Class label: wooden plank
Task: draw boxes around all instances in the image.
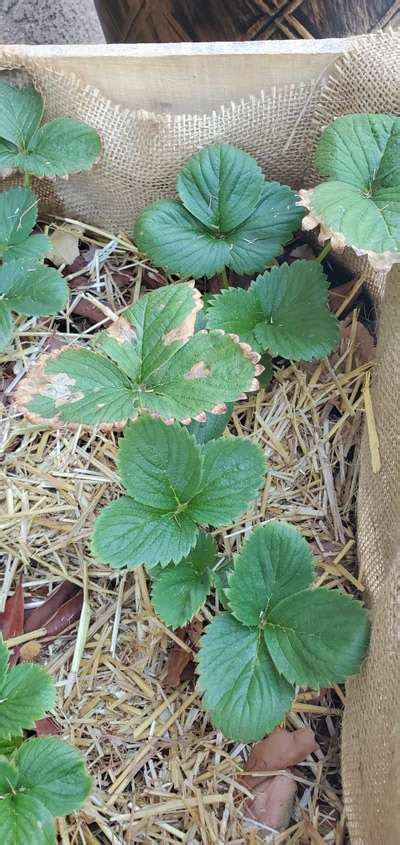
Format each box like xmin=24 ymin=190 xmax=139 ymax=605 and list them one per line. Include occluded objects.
xmin=3 ymin=39 xmax=357 ymax=114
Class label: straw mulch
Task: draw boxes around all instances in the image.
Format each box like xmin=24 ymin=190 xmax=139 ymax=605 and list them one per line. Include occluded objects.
xmin=0 ymin=221 xmax=375 ymax=844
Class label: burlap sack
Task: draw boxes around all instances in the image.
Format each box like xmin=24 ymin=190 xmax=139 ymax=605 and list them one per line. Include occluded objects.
xmin=1 ymin=31 xmax=399 ymax=845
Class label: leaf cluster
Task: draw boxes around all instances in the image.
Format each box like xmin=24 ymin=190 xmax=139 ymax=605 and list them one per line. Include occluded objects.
xmin=134 ymin=143 xmax=303 ymax=278
xmin=91 ymin=415 xmax=266 ymax=568
xmin=0 ymin=81 xmax=101 ymax=352
xmin=15 ymin=282 xmax=261 ymax=427
xmin=197 ymin=522 xmax=370 ymax=742
xmin=0 ymin=188 xmax=68 ymax=351
xmin=206 ymin=259 xmax=339 ymax=361
xmin=300 ymin=113 xmax=400 ymax=269
xmin=0 ymin=638 xmax=91 ymax=845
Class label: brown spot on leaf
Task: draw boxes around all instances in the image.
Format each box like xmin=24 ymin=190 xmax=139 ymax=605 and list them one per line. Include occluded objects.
xmin=184 ymin=361 xmax=210 ymax=380
xmin=14 ymin=347 xmax=129 ymax=433
xmin=210 ymin=403 xmax=227 ymax=415
xmin=106 ymin=317 xmax=136 ymax=345
xmin=162 ymin=285 xmax=202 ymax=345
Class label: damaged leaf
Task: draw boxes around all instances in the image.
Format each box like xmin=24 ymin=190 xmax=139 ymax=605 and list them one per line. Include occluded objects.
xmin=207 ymin=261 xmax=339 ymax=361
xmin=299 ymin=113 xmax=400 ymax=270
xmin=16 ymin=282 xmax=260 ymax=428
xmin=0 ymin=81 xmax=100 ymax=178
xmin=165 ymin=619 xmax=202 ymax=688
xmin=186 ymin=402 xmax=233 ymax=444
xmin=0 ymin=187 xmax=50 ymax=264
xmin=134 ymin=144 xmax=303 ymax=278
xmin=198 ymin=521 xmax=369 ymax=741
xmin=0 ymin=261 xmax=68 ymax=352
xmin=91 ymin=415 xmax=265 ymax=568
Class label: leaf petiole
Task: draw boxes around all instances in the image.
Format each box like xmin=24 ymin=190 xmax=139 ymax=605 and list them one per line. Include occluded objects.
xmin=220 ymin=266 xmax=229 ymax=289
xmin=315 ymin=241 xmax=332 ymax=263
xmin=23 ymin=172 xmax=30 ymax=188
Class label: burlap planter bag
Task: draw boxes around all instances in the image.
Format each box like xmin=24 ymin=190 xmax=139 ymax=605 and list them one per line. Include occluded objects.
xmin=1 ymin=31 xmax=399 ymax=845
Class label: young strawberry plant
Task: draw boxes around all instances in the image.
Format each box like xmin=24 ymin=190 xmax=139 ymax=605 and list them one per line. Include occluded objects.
xmin=134 ymin=143 xmax=303 ymax=283
xmin=15 ymin=282 xmax=262 ymax=427
xmin=299 ymin=113 xmax=400 ymax=270
xmin=206 ymin=259 xmax=339 ymax=361
xmin=0 ymin=637 xmax=91 ymax=844
xmin=0 ymin=80 xmax=101 ymax=181
xmin=91 ymin=415 xmax=266 ymax=568
xmin=0 ymin=79 xmax=101 ymax=352
xmin=198 ymin=522 xmax=370 ymax=742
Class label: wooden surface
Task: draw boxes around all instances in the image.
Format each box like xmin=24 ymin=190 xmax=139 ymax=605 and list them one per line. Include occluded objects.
xmin=5 ymin=39 xmax=356 ymax=114
xmin=94 ymin=0 xmax=400 ymax=43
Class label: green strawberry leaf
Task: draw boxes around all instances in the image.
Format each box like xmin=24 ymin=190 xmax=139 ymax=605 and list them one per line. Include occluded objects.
xmin=92 ymin=416 xmax=265 ymax=568
xmin=15 ymin=737 xmax=91 ymax=816
xmin=3 ymin=234 xmax=51 ymax=264
xmin=0 ymin=263 xmax=68 ymax=317
xmin=0 ymin=83 xmax=43 ymax=149
xmin=207 ymin=261 xmax=339 ymax=360
xmin=198 ymin=614 xmax=295 ymax=742
xmin=0 ymin=738 xmax=91 ymax=845
xmin=20 ymin=118 xmax=101 ymax=178
xmin=91 ymin=495 xmax=198 ymax=569
xmin=258 ymin=352 xmax=273 ymax=387
xmin=0 ymin=81 xmax=100 ymax=177
xmin=303 ymin=114 xmax=400 ymax=266
xmin=134 ymin=144 xmax=303 ymax=278
xmin=265 ymin=588 xmax=370 ymax=688
xmin=0 ymin=792 xmax=55 ymax=845
xmin=0 ymin=187 xmax=50 ymax=263
xmin=186 ymin=402 xmax=233 ymax=444
xmin=16 ymin=282 xmax=259 ymax=429
xmin=0 ymin=303 xmax=13 ymax=352
xmin=177 ymin=143 xmax=265 ymax=231
xmin=0 ymin=757 xmax=18 ymax=792
xmin=0 ymin=638 xmax=55 ymax=739
xmin=227 ymin=522 xmax=315 ymax=626
xmin=221 ymin=182 xmax=303 ymax=276
xmin=151 ymin=532 xmax=217 ymax=628
xmin=188 ymin=437 xmax=266 ymax=525
xmin=117 ymin=416 xmax=202 ymax=508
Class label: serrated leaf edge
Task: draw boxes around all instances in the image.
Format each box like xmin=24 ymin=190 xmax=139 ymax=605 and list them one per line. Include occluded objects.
xmin=298 ymin=188 xmax=400 ymax=271
xmin=15 ymin=330 xmax=262 ymax=430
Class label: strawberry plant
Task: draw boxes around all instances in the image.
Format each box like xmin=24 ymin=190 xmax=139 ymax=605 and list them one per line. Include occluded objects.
xmin=299 ymin=113 xmax=400 ymax=270
xmin=0 ymin=80 xmax=100 ymax=180
xmin=0 ymin=637 xmax=91 ymax=844
xmin=206 ymin=259 xmax=339 ymax=360
xmin=198 ymin=522 xmax=370 ymax=742
xmin=91 ymin=415 xmax=265 ymax=568
xmin=15 ymin=282 xmax=261 ymax=427
xmin=134 ymin=143 xmax=303 ymax=282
